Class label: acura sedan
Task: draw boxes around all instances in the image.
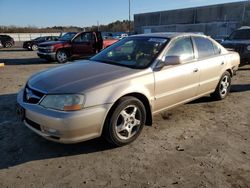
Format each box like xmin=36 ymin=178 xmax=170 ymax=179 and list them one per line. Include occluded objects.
xmin=17 ymin=33 xmax=240 ymax=146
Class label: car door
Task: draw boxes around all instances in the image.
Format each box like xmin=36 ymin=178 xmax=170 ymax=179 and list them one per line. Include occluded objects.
xmin=153 ymin=37 xmax=200 ymax=112
xmin=192 ymin=36 xmax=225 ymax=95
xmin=72 ymin=32 xmax=95 ymax=57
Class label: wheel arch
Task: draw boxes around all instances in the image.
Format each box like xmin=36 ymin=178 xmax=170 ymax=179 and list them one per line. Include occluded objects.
xmin=225 ymin=68 xmax=233 ymax=77
xmin=56 ymin=47 xmax=71 ymax=57
xmin=103 ymin=92 xmax=153 ymax=132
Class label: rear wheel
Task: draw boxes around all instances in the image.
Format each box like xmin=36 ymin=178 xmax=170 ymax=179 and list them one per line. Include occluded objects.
xmin=211 ymin=71 xmax=231 ymax=100
xmin=56 ymin=50 xmax=68 ymax=63
xmin=103 ymin=96 xmax=146 ymax=146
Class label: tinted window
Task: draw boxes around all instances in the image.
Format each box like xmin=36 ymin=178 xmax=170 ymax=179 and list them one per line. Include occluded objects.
xmin=229 ymin=29 xmax=250 ymax=40
xmin=35 ymin=37 xmax=46 ymax=42
xmin=74 ymin=33 xmax=93 ymax=42
xmin=165 ymin=37 xmax=194 ymax=62
xmin=59 ymin=32 xmax=76 ymax=41
xmin=193 ymin=37 xmax=215 ymax=58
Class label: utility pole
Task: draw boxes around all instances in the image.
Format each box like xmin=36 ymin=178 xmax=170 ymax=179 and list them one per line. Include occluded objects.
xmin=129 ymin=0 xmax=131 ymax=33
xmin=97 ymin=21 xmax=99 ymax=31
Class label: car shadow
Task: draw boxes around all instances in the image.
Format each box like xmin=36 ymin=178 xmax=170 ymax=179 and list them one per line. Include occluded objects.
xmin=230 ymin=84 xmax=250 ymax=92
xmin=0 ymin=93 xmax=114 ymax=169
xmin=189 ymin=96 xmax=214 ymax=104
xmin=238 ymin=63 xmax=250 ymax=70
xmin=238 ymin=67 xmax=250 ymax=71
xmin=188 ymin=84 xmax=250 ymax=104
xmin=0 ymin=48 xmax=26 ymax=52
xmin=1 ymin=58 xmax=52 ymax=65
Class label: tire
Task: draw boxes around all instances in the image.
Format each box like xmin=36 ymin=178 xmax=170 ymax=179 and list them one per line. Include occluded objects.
xmin=31 ymin=44 xmax=38 ymax=51
xmin=211 ymin=71 xmax=231 ymax=100
xmin=103 ymin=96 xmax=146 ymax=146
xmin=56 ymin=50 xmax=68 ymax=63
xmin=4 ymin=42 xmax=12 ymax=48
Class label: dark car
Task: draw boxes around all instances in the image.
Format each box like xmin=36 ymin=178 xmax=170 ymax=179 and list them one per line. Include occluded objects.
xmin=23 ymin=36 xmax=58 ymax=51
xmin=221 ymin=27 xmax=250 ymax=63
xmin=0 ymin=35 xmax=15 ymax=48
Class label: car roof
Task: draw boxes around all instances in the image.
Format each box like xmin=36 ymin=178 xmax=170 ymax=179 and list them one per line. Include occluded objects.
xmin=131 ymin=32 xmax=206 ymax=39
xmin=238 ymin=26 xmax=250 ymax=30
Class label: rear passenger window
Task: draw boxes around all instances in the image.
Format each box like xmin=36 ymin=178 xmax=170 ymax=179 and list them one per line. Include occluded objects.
xmin=212 ymin=42 xmax=221 ymax=55
xmin=193 ymin=37 xmax=215 ymax=58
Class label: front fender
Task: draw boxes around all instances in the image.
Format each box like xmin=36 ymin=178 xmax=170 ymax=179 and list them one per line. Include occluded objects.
xmin=84 ymin=70 xmax=155 ymax=108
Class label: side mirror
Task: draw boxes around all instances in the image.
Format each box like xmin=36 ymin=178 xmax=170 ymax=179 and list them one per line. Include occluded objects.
xmin=155 ymin=56 xmax=182 ymax=70
xmin=163 ymin=56 xmax=182 ymax=66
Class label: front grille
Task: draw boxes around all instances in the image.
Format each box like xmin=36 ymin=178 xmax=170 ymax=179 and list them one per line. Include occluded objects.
xmin=38 ymin=48 xmax=48 ymax=53
xmin=25 ymin=118 xmax=41 ymax=131
xmin=24 ymin=85 xmax=44 ymax=104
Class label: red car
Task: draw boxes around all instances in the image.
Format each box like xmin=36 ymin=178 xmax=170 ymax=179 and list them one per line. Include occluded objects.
xmin=37 ymin=31 xmax=118 ymax=63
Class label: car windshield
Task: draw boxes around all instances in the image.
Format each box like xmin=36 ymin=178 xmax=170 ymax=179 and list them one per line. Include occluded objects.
xmin=229 ymin=29 xmax=250 ymax=40
xmin=59 ymin=33 xmax=76 ymax=41
xmin=34 ymin=37 xmax=45 ymax=41
xmin=91 ymin=37 xmax=168 ymax=69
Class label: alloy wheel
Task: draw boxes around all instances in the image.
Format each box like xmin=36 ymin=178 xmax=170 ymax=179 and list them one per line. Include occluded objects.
xmin=115 ymin=105 xmax=142 ymax=140
xmin=219 ymin=74 xmax=230 ymax=97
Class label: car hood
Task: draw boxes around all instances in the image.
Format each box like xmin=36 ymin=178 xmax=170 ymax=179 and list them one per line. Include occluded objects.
xmin=39 ymin=40 xmax=66 ymax=47
xmin=28 ymin=60 xmax=140 ymax=94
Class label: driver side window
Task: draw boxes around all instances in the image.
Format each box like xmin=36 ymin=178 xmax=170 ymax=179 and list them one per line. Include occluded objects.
xmin=165 ymin=37 xmax=194 ymax=62
xmin=74 ymin=33 xmax=93 ymax=43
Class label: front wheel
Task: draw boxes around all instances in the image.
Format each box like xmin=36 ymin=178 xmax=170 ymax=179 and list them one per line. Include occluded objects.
xmin=211 ymin=71 xmax=231 ymax=100
xmin=56 ymin=50 xmax=68 ymax=63
xmin=103 ymin=96 xmax=146 ymax=146
xmin=31 ymin=44 xmax=38 ymax=51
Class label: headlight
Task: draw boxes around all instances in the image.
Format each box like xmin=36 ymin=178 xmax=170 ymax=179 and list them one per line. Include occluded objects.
xmin=247 ymin=45 xmax=250 ymax=51
xmin=40 ymin=94 xmax=85 ymax=111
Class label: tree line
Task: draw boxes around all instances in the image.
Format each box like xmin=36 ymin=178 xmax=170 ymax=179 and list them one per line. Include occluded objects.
xmin=0 ymin=20 xmax=134 ymax=33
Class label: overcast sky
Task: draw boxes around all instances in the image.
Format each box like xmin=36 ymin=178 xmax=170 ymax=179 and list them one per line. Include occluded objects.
xmin=0 ymin=0 xmax=246 ymax=27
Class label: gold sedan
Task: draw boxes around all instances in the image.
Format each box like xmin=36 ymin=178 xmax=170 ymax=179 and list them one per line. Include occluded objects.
xmin=17 ymin=33 xmax=240 ymax=146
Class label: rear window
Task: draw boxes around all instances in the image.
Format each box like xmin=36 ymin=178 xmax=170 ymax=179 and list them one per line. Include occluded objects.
xmin=229 ymin=29 xmax=250 ymax=40
xmin=212 ymin=41 xmax=221 ymax=55
xmin=193 ymin=37 xmax=215 ymax=58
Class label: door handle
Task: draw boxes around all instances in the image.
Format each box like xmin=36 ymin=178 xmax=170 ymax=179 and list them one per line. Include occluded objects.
xmin=193 ymin=68 xmax=199 ymax=73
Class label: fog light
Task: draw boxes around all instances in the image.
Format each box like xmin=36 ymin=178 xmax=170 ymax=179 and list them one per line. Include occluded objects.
xmin=43 ymin=127 xmax=60 ymax=135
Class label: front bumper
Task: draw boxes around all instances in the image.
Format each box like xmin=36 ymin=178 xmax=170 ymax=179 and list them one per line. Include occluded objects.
xmin=37 ymin=51 xmax=56 ymax=60
xmin=17 ymin=89 xmax=112 ymax=143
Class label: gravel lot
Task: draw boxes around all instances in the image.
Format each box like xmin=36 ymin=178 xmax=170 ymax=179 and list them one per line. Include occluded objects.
xmin=0 ymin=47 xmax=250 ymax=188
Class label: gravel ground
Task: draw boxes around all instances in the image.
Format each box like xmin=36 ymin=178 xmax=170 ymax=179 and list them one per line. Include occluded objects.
xmin=0 ymin=47 xmax=250 ymax=188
